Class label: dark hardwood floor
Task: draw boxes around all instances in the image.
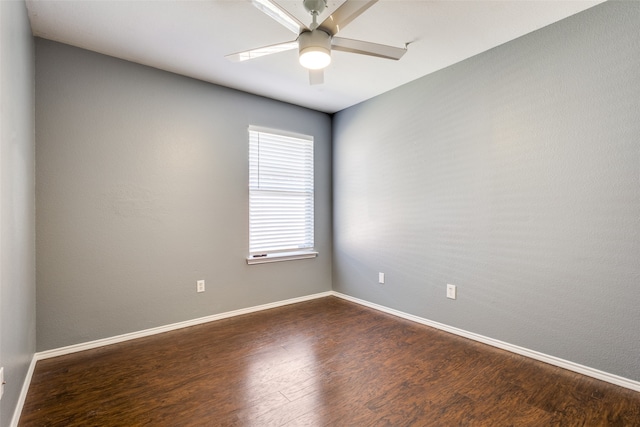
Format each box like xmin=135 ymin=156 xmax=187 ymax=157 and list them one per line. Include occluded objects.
xmin=20 ymin=297 xmax=640 ymax=426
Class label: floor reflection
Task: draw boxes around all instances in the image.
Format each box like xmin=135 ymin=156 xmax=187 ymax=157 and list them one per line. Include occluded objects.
xmin=242 ymin=332 xmax=326 ymax=426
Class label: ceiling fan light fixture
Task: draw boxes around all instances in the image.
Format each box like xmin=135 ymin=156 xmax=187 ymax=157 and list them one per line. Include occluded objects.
xmin=299 ymin=47 xmax=331 ymax=70
xmin=298 ymin=30 xmax=332 ymax=70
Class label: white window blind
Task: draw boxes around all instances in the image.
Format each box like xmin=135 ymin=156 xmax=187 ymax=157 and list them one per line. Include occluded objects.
xmin=249 ymin=127 xmax=314 ymax=258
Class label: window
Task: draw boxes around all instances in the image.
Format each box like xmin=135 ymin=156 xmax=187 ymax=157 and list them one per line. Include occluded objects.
xmin=247 ymin=126 xmax=317 ymax=264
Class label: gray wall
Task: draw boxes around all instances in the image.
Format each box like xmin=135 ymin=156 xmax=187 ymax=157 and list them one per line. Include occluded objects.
xmin=36 ymin=40 xmax=332 ymax=351
xmin=333 ymin=1 xmax=640 ymax=381
xmin=0 ymin=1 xmax=36 ymax=425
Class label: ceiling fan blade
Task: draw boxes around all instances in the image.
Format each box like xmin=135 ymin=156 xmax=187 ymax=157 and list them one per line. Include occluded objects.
xmin=318 ymin=0 xmax=378 ymax=36
xmin=226 ymin=41 xmax=298 ymax=62
xmin=251 ymin=0 xmax=307 ymax=34
xmin=332 ymin=37 xmax=407 ymax=60
xmin=309 ymin=69 xmax=324 ymax=85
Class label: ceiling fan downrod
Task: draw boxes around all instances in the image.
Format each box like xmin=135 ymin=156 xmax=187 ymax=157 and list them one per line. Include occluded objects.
xmin=303 ymin=0 xmax=327 ymax=30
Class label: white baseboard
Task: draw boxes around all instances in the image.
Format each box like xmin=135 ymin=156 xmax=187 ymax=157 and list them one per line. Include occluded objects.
xmin=330 ymin=291 xmax=640 ymax=393
xmin=36 ymin=291 xmax=333 ymax=360
xmin=10 ymin=291 xmax=333 ymax=427
xmin=12 ymin=289 xmax=639 ymax=427
xmin=11 ymin=291 xmax=332 ymax=427
xmin=10 ymin=356 xmax=37 ymax=427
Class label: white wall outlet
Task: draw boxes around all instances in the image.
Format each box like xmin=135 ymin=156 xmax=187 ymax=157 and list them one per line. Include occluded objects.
xmin=0 ymin=367 xmax=4 ymax=400
xmin=446 ymin=284 xmax=457 ymax=299
xmin=378 ymin=272 xmax=385 ymax=284
xmin=197 ymin=280 xmax=205 ymax=293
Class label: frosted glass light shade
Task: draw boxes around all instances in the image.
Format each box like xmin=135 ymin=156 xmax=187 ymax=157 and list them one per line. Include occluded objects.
xmin=298 ymin=30 xmax=332 ymax=70
xmin=299 ymin=48 xmax=331 ymax=69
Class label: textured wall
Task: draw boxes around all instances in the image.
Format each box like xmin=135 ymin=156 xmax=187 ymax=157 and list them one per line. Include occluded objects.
xmin=36 ymin=40 xmax=332 ymax=351
xmin=0 ymin=1 xmax=36 ymax=425
xmin=333 ymin=1 xmax=640 ymax=381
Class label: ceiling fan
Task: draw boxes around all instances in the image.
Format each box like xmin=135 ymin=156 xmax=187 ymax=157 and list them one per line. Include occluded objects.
xmin=226 ymin=0 xmax=408 ymax=85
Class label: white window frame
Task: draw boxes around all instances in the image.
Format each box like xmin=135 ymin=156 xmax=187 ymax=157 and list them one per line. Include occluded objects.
xmin=247 ymin=126 xmax=317 ymax=264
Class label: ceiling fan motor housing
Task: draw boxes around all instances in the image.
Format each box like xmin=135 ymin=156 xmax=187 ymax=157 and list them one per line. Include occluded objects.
xmin=298 ymin=30 xmax=332 ymax=69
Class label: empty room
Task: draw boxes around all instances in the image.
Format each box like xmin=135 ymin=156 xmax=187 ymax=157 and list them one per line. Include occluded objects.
xmin=1 ymin=0 xmax=639 ymax=425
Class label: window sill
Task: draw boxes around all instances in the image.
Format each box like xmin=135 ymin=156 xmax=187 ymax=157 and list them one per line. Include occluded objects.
xmin=246 ymin=251 xmax=318 ymax=265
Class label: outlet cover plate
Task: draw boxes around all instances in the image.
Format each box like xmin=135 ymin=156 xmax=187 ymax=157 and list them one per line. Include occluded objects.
xmin=447 ymin=284 xmax=457 ymax=299
xmin=197 ymin=280 xmax=205 ymax=293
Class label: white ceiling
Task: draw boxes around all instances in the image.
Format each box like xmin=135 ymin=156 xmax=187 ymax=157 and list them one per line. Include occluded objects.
xmin=25 ymin=0 xmax=604 ymax=113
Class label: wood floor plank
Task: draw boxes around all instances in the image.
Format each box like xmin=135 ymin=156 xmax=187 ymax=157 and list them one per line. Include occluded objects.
xmin=19 ymin=297 xmax=640 ymax=426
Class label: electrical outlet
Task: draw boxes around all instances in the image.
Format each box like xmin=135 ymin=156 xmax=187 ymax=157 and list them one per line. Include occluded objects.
xmin=197 ymin=280 xmax=205 ymax=293
xmin=0 ymin=367 xmax=4 ymax=400
xmin=378 ymin=272 xmax=385 ymax=284
xmin=447 ymin=284 xmax=457 ymax=300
